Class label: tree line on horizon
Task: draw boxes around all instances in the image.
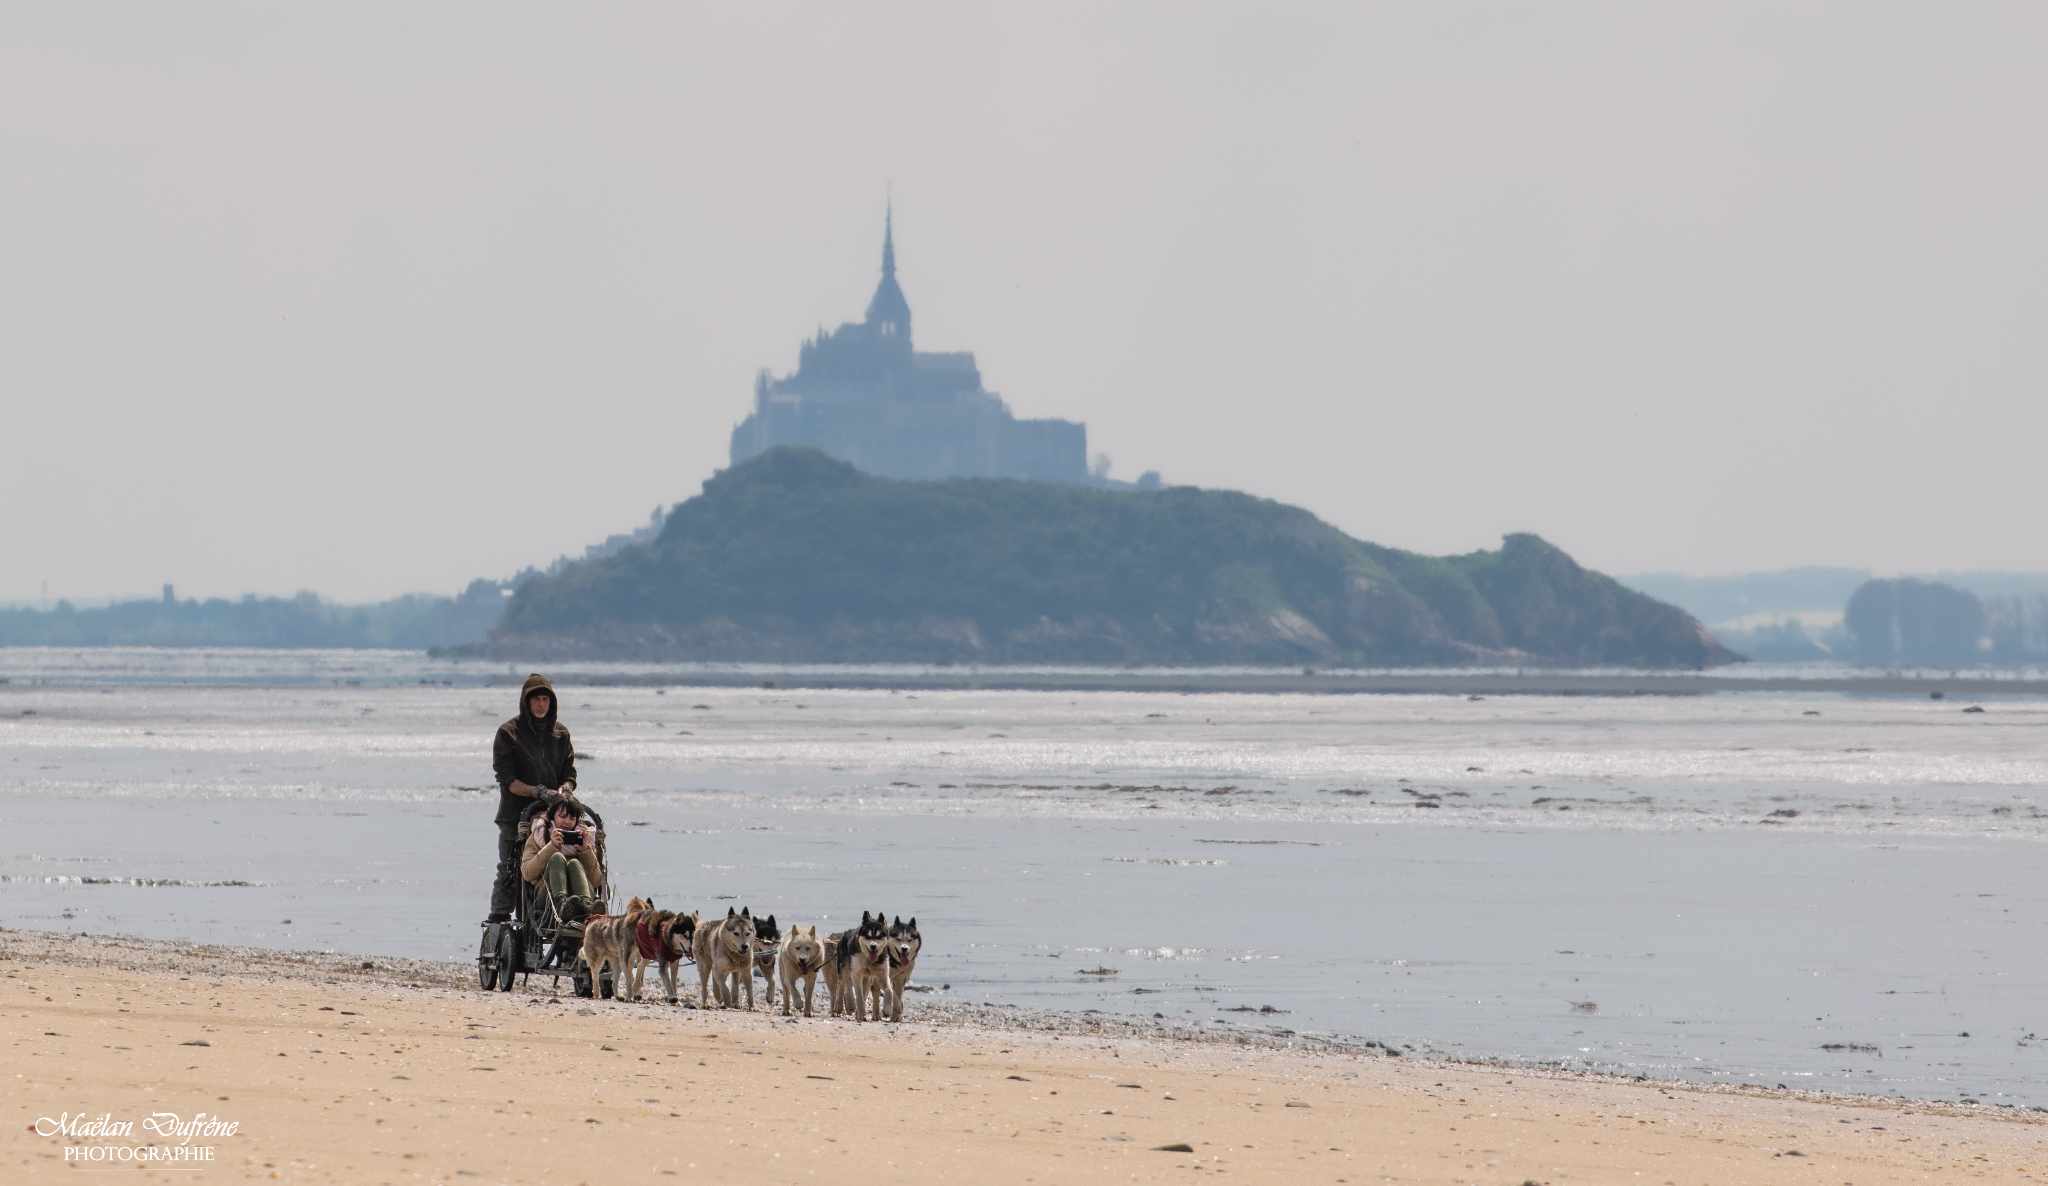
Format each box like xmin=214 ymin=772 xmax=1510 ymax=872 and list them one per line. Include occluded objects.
xmin=1719 ymin=576 xmax=2048 ymax=667
xmin=0 ymin=580 xmax=511 ymax=650
xmin=0 ymin=506 xmax=676 ymax=651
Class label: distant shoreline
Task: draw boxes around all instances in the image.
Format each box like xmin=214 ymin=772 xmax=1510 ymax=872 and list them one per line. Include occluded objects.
xmin=512 ymin=667 xmax=2048 ymax=698
xmin=5 ymin=646 xmax=2047 ymax=697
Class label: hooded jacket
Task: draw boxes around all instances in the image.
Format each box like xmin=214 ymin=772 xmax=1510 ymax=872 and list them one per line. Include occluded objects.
xmin=492 ymin=673 xmax=578 ymax=823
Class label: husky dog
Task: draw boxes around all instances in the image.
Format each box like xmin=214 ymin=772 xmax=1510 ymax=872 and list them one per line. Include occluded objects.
xmin=885 ymin=916 xmax=923 ymax=1022
xmin=820 ymin=910 xmax=881 ymax=1015
xmin=749 ymin=914 xmax=781 ymax=1008
xmin=628 ymin=905 xmax=698 ymax=1006
xmin=776 ymin=924 xmax=825 ymax=1017
xmin=581 ymin=896 xmax=655 ymax=1003
xmin=694 ymin=906 xmax=756 ymax=1009
xmin=826 ymin=910 xmax=891 ymax=1022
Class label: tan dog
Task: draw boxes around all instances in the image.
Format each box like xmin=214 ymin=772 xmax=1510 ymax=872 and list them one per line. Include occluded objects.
xmin=693 ymin=906 xmax=756 ymax=1009
xmin=627 ymin=905 xmax=698 ymax=1006
xmin=776 ymin=924 xmax=825 ymax=1017
xmin=580 ymin=896 xmax=655 ymax=1003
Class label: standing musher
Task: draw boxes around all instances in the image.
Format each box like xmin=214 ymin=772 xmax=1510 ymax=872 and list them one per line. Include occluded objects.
xmin=484 ymin=673 xmax=579 ymax=924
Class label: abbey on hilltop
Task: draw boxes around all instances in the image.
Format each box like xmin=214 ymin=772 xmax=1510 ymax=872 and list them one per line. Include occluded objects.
xmin=728 ymin=206 xmax=1090 ymax=483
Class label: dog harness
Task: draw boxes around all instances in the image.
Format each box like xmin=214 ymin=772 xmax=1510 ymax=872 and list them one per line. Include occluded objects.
xmin=634 ymin=915 xmax=668 ymax=961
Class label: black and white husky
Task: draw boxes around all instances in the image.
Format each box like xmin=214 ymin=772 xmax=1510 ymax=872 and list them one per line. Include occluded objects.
xmin=749 ymin=913 xmax=781 ymax=1007
xmin=824 ymin=910 xmax=890 ymax=1022
xmin=885 ymin=916 xmax=922 ymax=1022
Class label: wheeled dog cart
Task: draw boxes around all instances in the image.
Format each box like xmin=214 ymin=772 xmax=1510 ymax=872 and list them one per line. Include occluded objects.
xmin=478 ymin=798 xmax=615 ymax=998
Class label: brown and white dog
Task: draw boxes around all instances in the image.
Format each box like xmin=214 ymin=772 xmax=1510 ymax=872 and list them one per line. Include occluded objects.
xmin=580 ymin=896 xmax=656 ymax=1003
xmin=885 ymin=915 xmax=922 ymax=1022
xmin=776 ymin=924 xmax=825 ymax=1017
xmin=825 ymin=910 xmax=891 ymax=1022
xmin=627 ymin=904 xmax=698 ymax=1005
xmin=694 ymin=906 xmax=756 ymax=1009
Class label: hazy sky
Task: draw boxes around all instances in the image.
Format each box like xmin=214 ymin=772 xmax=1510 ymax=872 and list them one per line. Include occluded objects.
xmin=7 ymin=3 xmax=2045 ymax=602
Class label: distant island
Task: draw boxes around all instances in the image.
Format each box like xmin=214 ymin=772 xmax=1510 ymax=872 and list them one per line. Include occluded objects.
xmin=462 ymin=448 xmax=1737 ymax=668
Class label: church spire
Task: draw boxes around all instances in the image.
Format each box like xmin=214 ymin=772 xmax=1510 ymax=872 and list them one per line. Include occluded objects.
xmin=882 ymin=199 xmax=896 ymax=281
xmin=864 ymin=197 xmax=912 ymax=342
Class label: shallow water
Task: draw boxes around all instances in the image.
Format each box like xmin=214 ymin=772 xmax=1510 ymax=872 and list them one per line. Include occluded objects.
xmin=2 ymin=649 xmax=2044 ymax=1106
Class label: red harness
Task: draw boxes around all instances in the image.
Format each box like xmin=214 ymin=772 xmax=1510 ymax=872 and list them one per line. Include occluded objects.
xmin=634 ymin=916 xmax=666 ymax=961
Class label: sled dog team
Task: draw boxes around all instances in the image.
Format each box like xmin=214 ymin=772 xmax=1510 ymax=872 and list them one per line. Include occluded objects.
xmin=580 ymin=899 xmax=924 ymax=1022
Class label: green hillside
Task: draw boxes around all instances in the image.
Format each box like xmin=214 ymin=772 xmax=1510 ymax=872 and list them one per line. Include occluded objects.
xmin=486 ymin=448 xmax=1738 ymax=668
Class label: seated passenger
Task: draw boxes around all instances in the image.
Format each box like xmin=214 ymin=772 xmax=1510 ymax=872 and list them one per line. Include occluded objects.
xmin=520 ymin=801 xmax=603 ymax=918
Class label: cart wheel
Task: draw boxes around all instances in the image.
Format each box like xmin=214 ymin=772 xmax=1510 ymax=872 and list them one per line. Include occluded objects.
xmin=496 ymin=929 xmax=518 ymax=992
xmin=478 ymin=923 xmax=502 ymax=990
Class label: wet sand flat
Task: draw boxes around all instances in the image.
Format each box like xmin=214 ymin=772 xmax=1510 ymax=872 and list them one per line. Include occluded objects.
xmin=3 ymin=930 xmax=2040 ymax=1185
xmin=7 ymin=677 xmax=2046 ymax=1101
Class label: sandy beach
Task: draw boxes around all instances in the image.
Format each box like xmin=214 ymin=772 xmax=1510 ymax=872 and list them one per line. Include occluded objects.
xmin=2 ymin=929 xmax=2039 ymax=1185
